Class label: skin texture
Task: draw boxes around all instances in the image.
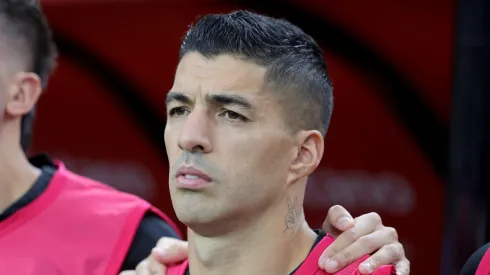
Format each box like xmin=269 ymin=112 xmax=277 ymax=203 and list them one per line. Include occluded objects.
xmin=166 ymin=53 xmax=319 ymax=232
xmin=165 ymin=52 xmax=323 ymax=275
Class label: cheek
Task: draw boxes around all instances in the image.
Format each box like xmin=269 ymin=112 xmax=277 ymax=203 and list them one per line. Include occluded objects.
xmin=223 ymin=142 xmax=290 ymax=211
xmin=164 ymin=127 xmax=179 ymax=161
xmin=222 ymin=133 xmax=293 ymax=186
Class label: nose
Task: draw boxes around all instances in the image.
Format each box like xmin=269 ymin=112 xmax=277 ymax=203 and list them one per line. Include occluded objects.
xmin=178 ymin=110 xmax=212 ymax=153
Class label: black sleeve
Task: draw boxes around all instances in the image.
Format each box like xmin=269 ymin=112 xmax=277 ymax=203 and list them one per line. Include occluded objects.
xmin=119 ymin=212 xmax=182 ymax=272
xmin=459 ymin=242 xmax=490 ymax=275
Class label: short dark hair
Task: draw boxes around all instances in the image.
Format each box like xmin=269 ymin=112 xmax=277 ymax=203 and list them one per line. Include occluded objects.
xmin=0 ymin=0 xmax=58 ymax=151
xmin=180 ymin=10 xmax=333 ymax=135
xmin=0 ymin=0 xmax=57 ymax=83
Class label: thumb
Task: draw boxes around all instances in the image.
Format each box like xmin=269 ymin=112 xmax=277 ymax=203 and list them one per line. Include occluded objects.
xmin=322 ymin=205 xmax=355 ymax=236
xmin=152 ymin=239 xmax=189 ymax=264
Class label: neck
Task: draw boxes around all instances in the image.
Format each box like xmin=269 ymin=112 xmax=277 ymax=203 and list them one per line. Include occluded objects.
xmin=0 ymin=135 xmax=40 ymax=213
xmin=187 ymin=196 xmax=317 ymax=275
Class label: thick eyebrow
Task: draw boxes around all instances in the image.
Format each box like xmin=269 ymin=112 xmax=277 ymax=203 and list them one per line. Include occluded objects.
xmin=166 ymin=92 xmax=192 ymax=106
xmin=205 ymin=94 xmax=254 ymax=110
xmin=166 ymin=92 xmax=254 ymax=110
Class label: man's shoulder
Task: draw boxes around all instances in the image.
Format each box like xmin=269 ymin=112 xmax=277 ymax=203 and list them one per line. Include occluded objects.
xmin=39 ymin=155 xmax=182 ymax=234
xmin=31 ymin=154 xmax=157 ymax=222
xmin=30 ymin=154 xmax=119 ymax=192
xmin=44 ymin=157 xmax=148 ymax=203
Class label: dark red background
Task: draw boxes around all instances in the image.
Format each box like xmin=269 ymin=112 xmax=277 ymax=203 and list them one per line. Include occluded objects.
xmin=33 ymin=1 xmax=454 ymax=274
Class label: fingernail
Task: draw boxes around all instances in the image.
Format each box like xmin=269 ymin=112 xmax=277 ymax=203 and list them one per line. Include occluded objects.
xmin=360 ymin=262 xmax=373 ymax=273
xmin=326 ymin=259 xmax=338 ymax=271
xmin=338 ymin=217 xmax=353 ymax=230
xmin=152 ymin=247 xmax=166 ymax=257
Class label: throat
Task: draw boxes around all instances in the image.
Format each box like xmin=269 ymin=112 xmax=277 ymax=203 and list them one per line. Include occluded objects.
xmin=0 ymin=147 xmax=41 ymax=213
xmin=187 ymin=222 xmax=317 ymax=275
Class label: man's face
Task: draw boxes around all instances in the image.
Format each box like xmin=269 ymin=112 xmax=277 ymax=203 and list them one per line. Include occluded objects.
xmin=165 ymin=53 xmax=297 ymax=232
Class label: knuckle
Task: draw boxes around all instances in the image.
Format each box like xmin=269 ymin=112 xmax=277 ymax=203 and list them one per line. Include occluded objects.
xmin=328 ymin=245 xmax=341 ymax=255
xmin=325 ymin=205 xmax=348 ymax=230
xmin=401 ymin=258 xmax=410 ymax=267
xmin=384 ymin=227 xmax=399 ymax=241
xmin=367 ymin=212 xmax=382 ymax=224
xmin=385 ymin=243 xmax=401 ymax=260
xmin=336 ymin=250 xmax=354 ymax=265
xmin=358 ymin=235 xmax=377 ymax=251
xmin=329 ymin=205 xmax=344 ymax=216
xmin=346 ymin=227 xmax=360 ymax=242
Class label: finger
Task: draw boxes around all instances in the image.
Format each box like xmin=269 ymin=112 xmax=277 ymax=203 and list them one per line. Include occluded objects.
xmin=135 ymin=259 xmax=151 ymax=275
xmin=319 ymin=213 xmax=384 ymax=272
xmin=394 ymin=258 xmax=410 ymax=275
xmin=321 ymin=226 xmax=398 ymax=273
xmin=119 ymin=272 xmax=136 ymax=275
xmin=148 ymin=252 xmax=167 ymax=275
xmin=358 ymin=242 xmax=404 ymax=275
xmin=322 ymin=205 xmax=355 ymax=234
xmin=151 ymin=238 xmax=189 ymax=264
xmin=320 ymin=213 xmax=381 ymax=263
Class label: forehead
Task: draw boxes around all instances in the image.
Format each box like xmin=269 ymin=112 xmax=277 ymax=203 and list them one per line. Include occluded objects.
xmin=172 ymin=53 xmax=267 ymax=97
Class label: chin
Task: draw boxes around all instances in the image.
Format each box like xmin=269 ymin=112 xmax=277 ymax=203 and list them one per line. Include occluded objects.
xmin=173 ymin=199 xmax=215 ymax=224
xmin=178 ymin=214 xmax=223 ymax=237
xmin=175 ymin=205 xmax=238 ymax=237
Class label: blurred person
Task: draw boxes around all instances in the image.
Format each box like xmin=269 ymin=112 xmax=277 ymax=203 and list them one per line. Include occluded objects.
xmin=125 ymin=11 xmax=408 ymax=275
xmin=0 ymin=2 xmax=408 ymax=275
xmin=0 ymin=1 xmax=182 ymax=274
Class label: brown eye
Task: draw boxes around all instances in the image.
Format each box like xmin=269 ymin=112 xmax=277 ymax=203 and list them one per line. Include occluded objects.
xmin=222 ymin=110 xmax=247 ymax=122
xmin=168 ymin=107 xmax=189 ymax=117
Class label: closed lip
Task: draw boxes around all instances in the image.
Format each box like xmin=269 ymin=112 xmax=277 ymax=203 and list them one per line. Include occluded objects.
xmin=175 ymin=166 xmax=212 ymax=182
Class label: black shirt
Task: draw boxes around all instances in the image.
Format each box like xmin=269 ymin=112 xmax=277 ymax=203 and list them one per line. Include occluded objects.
xmin=459 ymin=242 xmax=490 ymax=275
xmin=184 ymin=231 xmax=326 ymax=275
xmin=0 ymin=155 xmax=180 ymax=272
